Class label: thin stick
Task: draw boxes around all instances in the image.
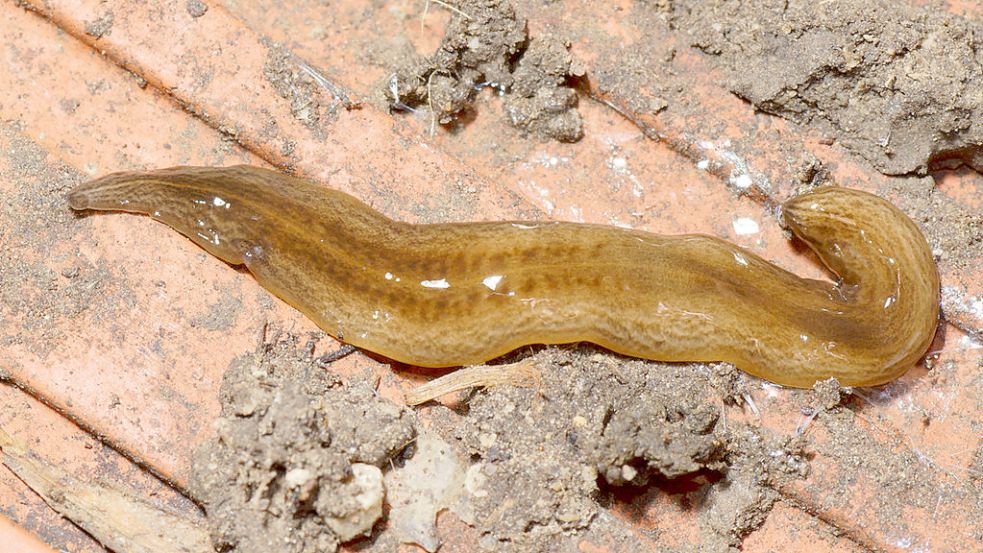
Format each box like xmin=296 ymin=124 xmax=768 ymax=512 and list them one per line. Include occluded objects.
xmin=316 ymin=344 xmax=358 ymax=367
xmin=426 ymin=70 xmax=441 ymax=137
xmin=420 ymin=0 xmax=430 ymax=32
xmin=294 ymin=56 xmax=359 ymax=109
xmin=405 ymin=358 xmax=541 ymax=405
xmin=429 ymin=0 xmax=472 ymax=19
xmin=1 ymin=425 xmax=211 ymax=552
xmin=420 ymin=0 xmax=472 ymax=32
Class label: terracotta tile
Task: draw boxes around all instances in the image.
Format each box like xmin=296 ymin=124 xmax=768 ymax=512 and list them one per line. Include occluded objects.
xmin=0 ymin=384 xmax=199 ymax=553
xmin=921 ymin=0 xmax=983 ymax=18
xmin=0 ymin=513 xmax=60 ymax=553
xmin=742 ymin=501 xmax=864 ymax=553
xmin=1 ymin=3 xmax=263 ymax=486
xmin=2 ymin=1 xmax=980 ymax=552
xmin=772 ymin=325 xmax=982 ymax=552
xmin=20 ymin=0 xmax=530 ymax=224
xmin=1 ymin=9 xmax=263 ymax=175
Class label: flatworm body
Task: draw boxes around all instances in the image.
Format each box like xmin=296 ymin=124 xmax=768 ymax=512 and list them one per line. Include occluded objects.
xmin=68 ymin=166 xmax=940 ymax=387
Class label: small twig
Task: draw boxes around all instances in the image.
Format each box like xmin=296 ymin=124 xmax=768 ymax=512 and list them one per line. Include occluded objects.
xmin=742 ymin=391 xmax=760 ymax=416
xmin=420 ymin=0 xmax=429 ymax=32
xmin=426 ymin=70 xmax=441 ymax=137
xmin=316 ymin=344 xmax=358 ymax=367
xmin=404 ymin=358 xmax=541 ymax=406
xmin=795 ymin=407 xmax=821 ymax=436
xmin=429 ymin=0 xmax=472 ymax=19
xmin=388 ymin=74 xmax=418 ymax=113
xmin=1 ymin=425 xmax=211 ymax=552
xmin=293 ymin=56 xmax=359 ymax=110
xmin=420 ymin=0 xmax=472 ymax=32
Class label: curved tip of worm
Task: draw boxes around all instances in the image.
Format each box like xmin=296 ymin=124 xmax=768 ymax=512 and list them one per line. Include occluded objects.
xmin=780 ymin=186 xmax=855 ymax=235
xmin=66 ymin=171 xmax=133 ymax=211
xmin=66 ymin=188 xmax=90 ymax=211
xmin=778 ymin=192 xmax=811 ymax=235
xmin=67 ymin=173 xmax=122 ymax=211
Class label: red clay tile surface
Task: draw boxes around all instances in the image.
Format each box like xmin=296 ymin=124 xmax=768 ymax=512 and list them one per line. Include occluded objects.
xmin=1 ymin=1 xmax=981 ymax=552
xmin=0 ymin=513 xmax=59 ymax=553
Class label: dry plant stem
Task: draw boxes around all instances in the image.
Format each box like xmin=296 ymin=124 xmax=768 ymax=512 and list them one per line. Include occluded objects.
xmin=0 ymin=426 xmax=211 ymax=553
xmin=426 ymin=69 xmax=443 ymax=137
xmin=420 ymin=0 xmax=472 ymax=34
xmin=427 ymin=0 xmax=471 ymax=19
xmin=293 ymin=57 xmax=359 ymax=110
xmin=404 ymin=358 xmax=541 ymax=405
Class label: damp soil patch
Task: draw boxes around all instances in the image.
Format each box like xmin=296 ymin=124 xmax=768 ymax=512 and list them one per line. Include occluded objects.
xmin=430 ymin=349 xmax=809 ymax=551
xmin=383 ymin=0 xmax=585 ymax=142
xmin=190 ymin=337 xmax=417 ymax=553
xmin=671 ymin=0 xmax=983 ymax=175
xmin=263 ymin=41 xmax=358 ymax=137
xmin=189 ymin=338 xmax=813 ymax=552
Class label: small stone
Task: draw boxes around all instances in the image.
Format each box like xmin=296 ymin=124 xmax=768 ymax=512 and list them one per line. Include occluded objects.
xmin=478 ymin=432 xmax=497 ymax=448
xmin=186 ymin=0 xmax=208 ymax=18
xmin=324 ymin=464 xmax=385 ymax=542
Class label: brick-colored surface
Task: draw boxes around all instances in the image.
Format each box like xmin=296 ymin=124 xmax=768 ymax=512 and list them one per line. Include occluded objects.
xmin=0 ymin=513 xmax=60 ymax=553
xmin=0 ymin=384 xmax=201 ymax=553
xmin=2 ymin=1 xmax=980 ymax=552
